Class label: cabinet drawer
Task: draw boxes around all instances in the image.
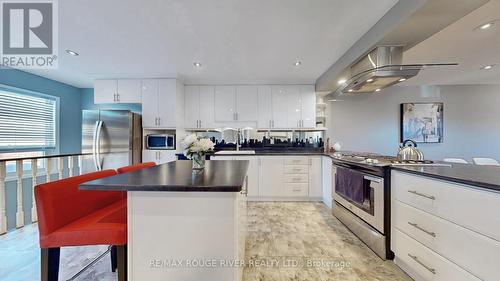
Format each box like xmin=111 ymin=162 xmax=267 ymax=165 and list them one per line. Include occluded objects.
xmin=393 ymin=229 xmax=480 ymax=281
xmin=393 ymin=171 xmax=500 ymax=241
xmin=284 ymin=158 xmax=309 ymax=165
xmin=394 ymin=200 xmax=500 ymax=280
xmin=283 ymin=165 xmax=309 ymax=174
xmin=283 ymin=183 xmax=309 ymax=197
xmin=283 ymin=174 xmax=308 ymax=183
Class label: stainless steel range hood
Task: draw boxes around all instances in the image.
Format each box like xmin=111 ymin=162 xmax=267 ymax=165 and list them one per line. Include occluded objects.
xmin=338 ymin=46 xmax=420 ymax=94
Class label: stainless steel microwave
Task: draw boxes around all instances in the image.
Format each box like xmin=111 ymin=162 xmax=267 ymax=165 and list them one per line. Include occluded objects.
xmin=146 ymin=134 xmax=175 ymax=150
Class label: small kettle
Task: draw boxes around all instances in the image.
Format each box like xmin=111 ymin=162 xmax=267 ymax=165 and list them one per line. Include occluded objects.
xmin=397 ymin=139 xmax=424 ymax=161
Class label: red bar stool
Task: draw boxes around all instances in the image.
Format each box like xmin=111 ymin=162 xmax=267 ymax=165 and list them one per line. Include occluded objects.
xmin=116 ymin=161 xmax=156 ymax=174
xmin=35 ymin=170 xmax=127 ymax=281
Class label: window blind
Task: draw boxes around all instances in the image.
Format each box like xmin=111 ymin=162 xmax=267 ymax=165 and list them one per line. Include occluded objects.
xmin=0 ymin=89 xmax=57 ymax=151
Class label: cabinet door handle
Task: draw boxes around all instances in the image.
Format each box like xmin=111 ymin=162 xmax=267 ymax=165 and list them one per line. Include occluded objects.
xmin=408 ymin=190 xmax=435 ymax=200
xmin=158 ymin=117 xmax=161 ymax=126
xmin=272 ymin=120 xmax=274 ymax=128
xmin=292 ymin=189 xmax=301 ymax=192
xmin=408 ymin=222 xmax=436 ymax=237
xmin=235 ymin=113 xmax=238 ymax=120
xmin=113 ymin=93 xmax=116 ymax=102
xmin=116 ymin=93 xmax=120 ymax=102
xmin=408 ymin=254 xmax=436 ymax=274
xmin=199 ymin=120 xmax=202 ymax=128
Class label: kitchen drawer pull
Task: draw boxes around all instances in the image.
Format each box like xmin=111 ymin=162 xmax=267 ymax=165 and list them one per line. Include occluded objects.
xmin=293 ymin=178 xmax=301 ymax=181
xmin=408 ymin=190 xmax=435 ymax=200
xmin=408 ymin=253 xmax=436 ymax=274
xmin=292 ymin=189 xmax=301 ymax=192
xmin=408 ymin=222 xmax=436 ymax=237
xmin=293 ymin=168 xmax=301 ymax=172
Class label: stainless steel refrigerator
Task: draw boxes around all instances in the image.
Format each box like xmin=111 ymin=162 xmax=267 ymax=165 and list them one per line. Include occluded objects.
xmin=81 ymin=110 xmax=142 ymax=174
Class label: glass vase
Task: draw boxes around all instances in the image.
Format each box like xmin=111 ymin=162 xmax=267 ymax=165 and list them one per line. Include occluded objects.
xmin=192 ymin=153 xmax=206 ymax=170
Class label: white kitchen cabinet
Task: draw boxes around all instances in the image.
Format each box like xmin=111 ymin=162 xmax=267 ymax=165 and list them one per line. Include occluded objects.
xmin=215 ymin=86 xmax=236 ymax=122
xmin=300 ymin=85 xmax=316 ymax=128
xmin=210 ymin=156 xmax=260 ymax=198
xmin=94 ymin=79 xmax=141 ymax=104
xmin=199 ymin=86 xmax=215 ymax=129
xmin=308 ymin=156 xmax=322 ymax=198
xmin=286 ymin=86 xmax=302 ymax=128
xmin=157 ymin=79 xmax=177 ymax=128
xmin=391 ymin=171 xmax=500 ymax=281
xmin=184 ymin=86 xmax=200 ymax=129
xmin=141 ymin=79 xmax=159 ymax=128
xmin=141 ymin=79 xmax=177 ymax=128
xmin=117 ymin=80 xmax=142 ymax=103
xmin=271 ymin=86 xmax=289 ymax=128
xmin=236 ymin=86 xmax=258 ymax=121
xmin=257 ymin=86 xmax=273 ymax=128
xmin=259 ymin=157 xmax=283 ymax=197
xmin=94 ymin=80 xmax=117 ymax=103
xmin=184 ymin=85 xmax=215 ymax=129
xmin=142 ymin=150 xmax=176 ymax=165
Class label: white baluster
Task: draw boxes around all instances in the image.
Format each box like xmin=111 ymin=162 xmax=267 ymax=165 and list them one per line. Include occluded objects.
xmin=45 ymin=158 xmax=52 ymax=183
xmin=0 ymin=161 xmax=7 ymax=234
xmin=78 ymin=155 xmax=83 ymax=176
xmin=58 ymin=157 xmax=64 ymax=180
xmin=31 ymin=159 xmax=38 ymax=222
xmin=68 ymin=156 xmax=75 ymax=177
xmin=16 ymin=160 xmax=25 ymax=228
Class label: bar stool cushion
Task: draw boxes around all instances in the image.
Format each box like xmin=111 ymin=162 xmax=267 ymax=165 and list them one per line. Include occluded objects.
xmin=116 ymin=162 xmax=156 ymax=174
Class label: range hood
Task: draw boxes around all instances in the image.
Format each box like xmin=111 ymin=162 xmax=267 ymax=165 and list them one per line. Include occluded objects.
xmin=338 ymin=46 xmax=421 ymax=94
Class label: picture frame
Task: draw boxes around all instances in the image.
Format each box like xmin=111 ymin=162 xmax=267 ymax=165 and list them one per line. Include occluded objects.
xmin=400 ymin=102 xmax=443 ymax=143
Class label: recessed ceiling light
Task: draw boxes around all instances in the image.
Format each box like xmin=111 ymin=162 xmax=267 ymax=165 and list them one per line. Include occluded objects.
xmin=338 ymin=79 xmax=347 ymax=85
xmin=193 ymin=62 xmax=202 ymax=68
xmin=328 ymin=99 xmax=344 ymax=102
xmin=65 ymin=49 xmax=79 ymax=56
xmin=481 ymin=64 xmax=494 ymax=70
xmin=398 ymin=78 xmax=407 ymax=82
xmin=366 ymin=78 xmax=374 ymax=83
xmin=475 ymin=21 xmax=496 ymax=31
xmin=375 ymin=88 xmax=381 ymax=92
xmin=294 ymin=61 xmax=301 ymax=67
xmin=348 ymin=89 xmax=353 ymax=92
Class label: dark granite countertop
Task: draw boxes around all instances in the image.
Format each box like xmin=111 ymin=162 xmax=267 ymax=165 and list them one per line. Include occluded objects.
xmin=391 ymin=164 xmax=500 ymax=192
xmin=80 ymin=160 xmax=249 ymax=192
xmin=212 ymin=150 xmax=500 ymax=191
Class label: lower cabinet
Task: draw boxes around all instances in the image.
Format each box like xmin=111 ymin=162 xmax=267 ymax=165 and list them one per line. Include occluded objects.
xmin=142 ymin=150 xmax=176 ymax=164
xmin=392 ymin=171 xmax=500 ymax=281
xmin=212 ymin=155 xmax=322 ymax=201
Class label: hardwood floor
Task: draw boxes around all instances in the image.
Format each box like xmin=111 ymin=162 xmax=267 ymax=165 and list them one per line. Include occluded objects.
xmin=0 ymin=203 xmax=410 ymax=281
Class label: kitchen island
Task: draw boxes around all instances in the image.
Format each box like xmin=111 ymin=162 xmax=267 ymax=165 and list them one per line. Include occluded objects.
xmin=80 ymin=160 xmax=249 ymax=281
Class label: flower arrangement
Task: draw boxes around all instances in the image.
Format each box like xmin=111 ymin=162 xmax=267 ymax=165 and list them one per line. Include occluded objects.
xmin=181 ymin=134 xmax=215 ymax=169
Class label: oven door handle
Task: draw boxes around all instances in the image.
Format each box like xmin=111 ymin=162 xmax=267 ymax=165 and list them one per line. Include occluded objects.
xmin=363 ymin=175 xmax=382 ymax=183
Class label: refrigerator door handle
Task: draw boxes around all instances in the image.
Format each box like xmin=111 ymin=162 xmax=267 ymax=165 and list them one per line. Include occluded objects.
xmin=92 ymin=121 xmax=99 ymax=171
xmin=95 ymin=120 xmax=104 ymax=171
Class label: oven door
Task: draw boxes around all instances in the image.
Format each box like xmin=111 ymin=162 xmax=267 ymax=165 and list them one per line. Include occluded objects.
xmin=334 ymin=171 xmax=385 ymax=233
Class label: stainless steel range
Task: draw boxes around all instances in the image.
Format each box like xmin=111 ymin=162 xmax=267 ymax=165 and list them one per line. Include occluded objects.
xmin=330 ymin=153 xmax=452 ymax=260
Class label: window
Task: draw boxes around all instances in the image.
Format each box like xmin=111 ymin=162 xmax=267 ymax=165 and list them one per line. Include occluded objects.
xmin=0 ymin=88 xmax=58 ymax=152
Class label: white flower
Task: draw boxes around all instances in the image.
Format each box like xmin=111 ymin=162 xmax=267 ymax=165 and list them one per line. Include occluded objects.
xmin=181 ymin=134 xmax=198 ymax=149
xmin=197 ymin=138 xmax=215 ymax=152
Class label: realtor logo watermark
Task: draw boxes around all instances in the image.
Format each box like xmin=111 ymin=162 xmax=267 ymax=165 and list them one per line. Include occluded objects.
xmin=1 ymin=0 xmax=58 ymax=69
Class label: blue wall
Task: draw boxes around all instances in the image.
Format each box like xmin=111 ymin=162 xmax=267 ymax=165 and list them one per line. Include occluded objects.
xmin=0 ymin=69 xmax=82 ymax=154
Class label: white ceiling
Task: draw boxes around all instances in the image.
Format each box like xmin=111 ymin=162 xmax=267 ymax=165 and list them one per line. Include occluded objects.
xmin=402 ymin=0 xmax=500 ymax=86
xmin=23 ymin=0 xmax=398 ymax=88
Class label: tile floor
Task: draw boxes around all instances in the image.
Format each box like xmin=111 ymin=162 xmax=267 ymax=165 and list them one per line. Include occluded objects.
xmin=0 ymin=202 xmax=410 ymax=281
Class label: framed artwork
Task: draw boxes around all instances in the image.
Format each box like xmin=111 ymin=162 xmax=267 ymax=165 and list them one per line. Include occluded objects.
xmin=400 ymin=103 xmax=443 ymax=143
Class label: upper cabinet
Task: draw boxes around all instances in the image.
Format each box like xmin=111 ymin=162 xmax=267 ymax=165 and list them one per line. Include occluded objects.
xmin=214 ymin=85 xmax=258 ymax=122
xmin=299 ymin=85 xmax=316 ymax=128
xmin=141 ymin=79 xmax=179 ymax=128
xmin=184 ymin=85 xmax=215 ymax=129
xmin=94 ymin=79 xmax=142 ymax=104
xmin=214 ymin=86 xmax=236 ymax=122
xmin=257 ymin=85 xmax=316 ymax=129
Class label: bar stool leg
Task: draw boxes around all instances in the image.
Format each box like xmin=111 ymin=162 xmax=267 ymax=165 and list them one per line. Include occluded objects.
xmin=41 ymin=247 xmax=60 ymax=281
xmin=110 ymin=245 xmax=118 ymax=272
xmin=117 ymin=244 xmax=127 ymax=281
